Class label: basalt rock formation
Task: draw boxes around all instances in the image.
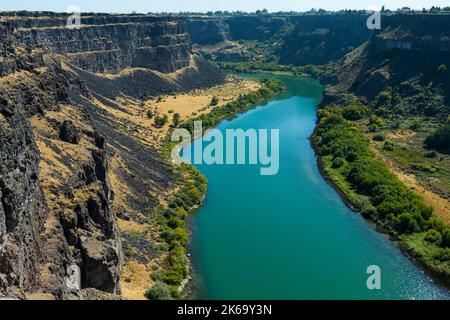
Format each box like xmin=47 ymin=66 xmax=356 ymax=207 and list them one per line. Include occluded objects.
xmin=186 ymin=14 xmax=372 ymax=65
xmin=0 ymin=19 xmax=124 ymax=299
xmin=323 ymin=13 xmax=450 ymax=114
xmin=0 ymin=12 xmax=225 ymax=299
xmin=278 ymin=14 xmax=372 ymax=66
xmin=0 ymin=23 xmax=48 ymax=297
xmin=186 ymin=18 xmax=228 ymax=45
xmin=8 ymin=13 xmax=191 ymax=74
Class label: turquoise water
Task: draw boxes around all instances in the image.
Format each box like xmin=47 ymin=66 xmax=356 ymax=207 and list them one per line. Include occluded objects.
xmin=185 ymin=75 xmax=449 ymax=300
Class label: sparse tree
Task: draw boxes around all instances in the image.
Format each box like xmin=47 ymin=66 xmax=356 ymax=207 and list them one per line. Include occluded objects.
xmin=154 ymin=114 xmax=168 ymax=127
xmin=210 ymin=96 xmax=219 ymax=106
xmin=172 ymin=113 xmax=181 ymax=127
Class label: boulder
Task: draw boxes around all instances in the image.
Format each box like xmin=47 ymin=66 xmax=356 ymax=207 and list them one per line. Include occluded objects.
xmin=80 ymin=237 xmax=121 ymax=294
xmin=59 ymin=120 xmax=80 ymax=144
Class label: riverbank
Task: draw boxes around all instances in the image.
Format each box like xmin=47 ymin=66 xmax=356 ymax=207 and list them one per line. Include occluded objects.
xmin=311 ymin=108 xmax=450 ymax=289
xmin=144 ymin=77 xmax=285 ymax=300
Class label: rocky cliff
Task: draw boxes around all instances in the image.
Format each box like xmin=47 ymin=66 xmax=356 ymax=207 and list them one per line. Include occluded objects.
xmin=186 ymin=15 xmax=299 ymax=45
xmin=278 ymin=14 xmax=372 ymax=65
xmin=0 ymin=22 xmax=48 ymax=297
xmin=373 ymin=14 xmax=450 ymax=52
xmin=186 ymin=18 xmax=228 ymax=45
xmin=0 ymin=20 xmax=125 ymax=298
xmin=324 ymin=13 xmax=450 ymax=114
xmin=5 ymin=13 xmax=191 ymax=74
xmin=0 ymin=12 xmax=225 ymax=299
xmin=186 ymin=14 xmax=372 ymax=65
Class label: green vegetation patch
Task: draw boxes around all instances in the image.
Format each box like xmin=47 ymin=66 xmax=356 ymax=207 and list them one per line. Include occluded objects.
xmin=215 ymin=61 xmax=335 ymax=79
xmin=312 ymin=107 xmax=450 ymax=283
xmin=401 ymin=232 xmax=450 ymax=283
xmin=146 ymin=164 xmax=206 ymax=299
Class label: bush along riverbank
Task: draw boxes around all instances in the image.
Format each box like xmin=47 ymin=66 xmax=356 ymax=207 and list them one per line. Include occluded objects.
xmin=145 ymin=164 xmax=207 ymax=300
xmin=311 ymin=106 xmax=450 ymax=287
xmin=145 ymin=77 xmax=285 ymax=300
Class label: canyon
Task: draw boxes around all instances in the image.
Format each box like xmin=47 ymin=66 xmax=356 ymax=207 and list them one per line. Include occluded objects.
xmin=1 ymin=10 xmax=449 ymax=299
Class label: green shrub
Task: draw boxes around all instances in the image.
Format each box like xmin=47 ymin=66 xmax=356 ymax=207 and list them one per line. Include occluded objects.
xmin=425 ymin=229 xmax=442 ymax=244
xmin=409 ymin=122 xmax=422 ymax=132
xmin=424 ymin=150 xmax=438 ymax=158
xmin=362 ymin=205 xmax=377 ymax=219
xmin=161 ymin=229 xmax=176 ymax=243
xmin=433 ymin=248 xmax=450 ymax=262
xmin=419 ymin=204 xmax=433 ymax=220
xmin=341 ymin=104 xmax=368 ymax=121
xmin=167 ymin=217 xmax=183 ymax=229
xmin=124 ymin=248 xmax=134 ymax=257
xmin=146 ymin=110 xmax=154 ymax=119
xmin=163 ymin=208 xmax=180 ymax=219
xmin=331 ymin=157 xmax=345 ymax=169
xmin=383 ymin=141 xmax=395 ymax=151
xmin=390 ymin=121 xmax=400 ymax=129
xmin=437 ymin=64 xmax=447 ymax=73
xmin=376 ymin=91 xmax=392 ymax=106
xmin=153 ymin=269 xmax=185 ymax=286
xmin=372 ymin=133 xmax=385 ymax=141
xmin=425 ymin=123 xmax=450 ymax=154
xmin=172 ymin=113 xmax=181 ymax=127
xmin=369 ymin=115 xmax=384 ymax=128
xmin=411 ymin=162 xmax=436 ymax=173
xmin=442 ymin=228 xmax=450 ymax=248
xmin=396 ymin=212 xmax=419 ymax=234
xmin=173 ymin=227 xmax=189 ymax=246
xmin=145 ymin=282 xmax=172 ymax=300
xmin=154 ymin=115 xmax=169 ymax=127
xmin=211 ymin=96 xmax=219 ymax=106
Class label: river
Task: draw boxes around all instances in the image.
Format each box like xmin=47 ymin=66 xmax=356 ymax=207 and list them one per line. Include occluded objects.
xmin=185 ymin=75 xmax=449 ymax=300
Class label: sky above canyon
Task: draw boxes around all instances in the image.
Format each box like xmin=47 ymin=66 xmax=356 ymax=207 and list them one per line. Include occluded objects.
xmin=0 ymin=0 xmax=449 ymax=13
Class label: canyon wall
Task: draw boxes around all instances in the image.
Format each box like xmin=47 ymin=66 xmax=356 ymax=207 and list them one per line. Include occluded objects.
xmin=373 ymin=14 xmax=450 ymax=52
xmin=0 ymin=20 xmax=126 ymax=298
xmin=0 ymin=12 xmax=225 ymax=299
xmin=0 ymin=23 xmax=48 ymax=297
xmin=278 ymin=14 xmax=372 ymax=65
xmin=323 ymin=13 xmax=450 ymax=116
xmin=186 ymin=14 xmax=372 ymax=65
xmin=5 ymin=13 xmax=191 ymax=74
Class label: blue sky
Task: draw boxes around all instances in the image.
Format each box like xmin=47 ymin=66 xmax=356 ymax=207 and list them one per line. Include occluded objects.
xmin=0 ymin=1 xmax=448 ymax=13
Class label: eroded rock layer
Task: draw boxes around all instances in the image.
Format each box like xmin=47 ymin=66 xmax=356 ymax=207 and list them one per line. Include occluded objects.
xmin=4 ymin=13 xmax=191 ymax=74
